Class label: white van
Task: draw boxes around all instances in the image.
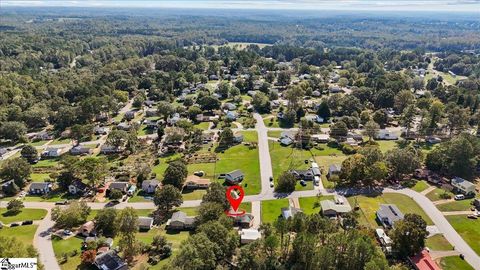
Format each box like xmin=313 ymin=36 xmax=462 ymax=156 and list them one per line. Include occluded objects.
xmin=454 ymin=194 xmax=465 ymax=201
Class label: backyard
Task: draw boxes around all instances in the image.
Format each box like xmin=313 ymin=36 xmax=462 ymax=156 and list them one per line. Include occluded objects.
xmin=261 ymin=198 xmax=290 ymax=223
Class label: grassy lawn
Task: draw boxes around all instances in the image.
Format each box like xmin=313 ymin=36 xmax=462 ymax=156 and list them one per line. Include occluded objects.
xmin=32 ymin=158 xmax=61 ymax=168
xmin=193 ymin=122 xmax=211 ymax=130
xmin=0 ymin=208 xmax=47 ymax=223
xmin=137 ymin=125 xmax=155 ymax=136
xmin=267 ymin=130 xmax=283 ymax=138
xmin=261 ymin=199 xmax=289 ymax=223
xmin=314 ymin=155 xmax=347 ymax=189
xmin=29 ymin=140 xmax=49 ymax=146
xmin=437 ymin=199 xmax=476 ymax=212
xmin=376 ymin=140 xmax=398 ymax=153
xmin=52 ymin=235 xmax=86 ymax=270
xmin=411 ymin=180 xmax=430 ymax=192
xmin=446 ymin=215 xmax=480 ymax=255
xmin=30 ymin=173 xmax=51 ymax=182
xmin=128 ymin=190 xmax=154 ymax=202
xmin=347 ymin=193 xmax=433 ymax=228
xmin=298 ymin=195 xmax=334 ymax=215
xmin=439 ymin=256 xmax=474 ymax=270
xmin=50 ymin=138 xmax=72 ymax=145
xmin=187 ymin=139 xmax=261 ymax=196
xmin=426 ymin=187 xmax=454 ymax=201
xmin=269 ymin=141 xmax=314 ymax=179
xmin=242 ymin=131 xmax=258 ymax=143
xmin=181 ymin=189 xmax=206 ymax=200
xmin=0 ymin=225 xmax=38 ymax=245
xmin=426 ymin=234 xmax=453 ymax=251
xmin=23 ymin=190 xmax=80 ymax=202
xmin=152 ymin=153 xmax=182 ymax=177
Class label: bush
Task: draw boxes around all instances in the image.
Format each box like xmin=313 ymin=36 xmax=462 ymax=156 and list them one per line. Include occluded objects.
xmin=439 ymin=192 xmax=452 ymax=200
xmin=275 ymin=171 xmax=296 ymax=193
xmin=6 ymin=199 xmax=24 ymax=214
xmin=109 ymin=189 xmax=123 ymax=200
xmin=339 ymin=143 xmax=357 ymax=155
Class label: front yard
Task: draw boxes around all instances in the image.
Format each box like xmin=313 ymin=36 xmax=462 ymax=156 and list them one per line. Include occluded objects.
xmin=261 ymin=198 xmax=290 ymax=223
xmin=0 ymin=225 xmax=38 ymax=245
xmin=446 ymin=215 xmax=480 ymax=255
xmin=0 ymin=208 xmax=47 ymax=223
xmin=347 ymin=193 xmax=433 ymax=228
xmin=298 ymin=195 xmax=334 ymax=215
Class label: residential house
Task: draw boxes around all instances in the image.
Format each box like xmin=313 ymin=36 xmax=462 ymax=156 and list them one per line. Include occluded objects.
xmin=312 ymin=90 xmax=321 ymax=97
xmin=144 ymin=100 xmax=156 ymax=108
xmin=451 ymin=177 xmax=476 ymax=195
xmin=376 ymin=204 xmax=404 ymax=228
xmin=116 ymin=122 xmax=131 ymax=131
xmin=34 ymin=131 xmax=54 ymax=141
xmin=127 ymin=185 xmax=137 ymax=196
xmin=233 ymin=213 xmax=255 ymax=228
xmin=145 ymin=108 xmax=158 ymax=117
xmin=144 ymin=119 xmax=158 ymax=129
xmin=375 ymin=228 xmax=393 ymax=253
xmin=70 ymin=146 xmax=92 ymax=155
xmin=29 ymin=182 xmax=52 ymax=195
xmin=311 ymin=134 xmax=330 ymax=143
xmin=94 ymin=250 xmax=127 ymax=270
xmin=280 ymin=136 xmax=294 ymax=146
xmin=184 ymin=175 xmax=211 ymax=189
xmin=425 ymin=136 xmax=441 ymax=144
xmin=304 ymin=115 xmax=317 ymax=122
xmin=240 ymin=229 xmax=261 ymax=244
xmin=225 ymin=170 xmax=244 ymax=185
xmin=141 ymin=179 xmax=159 ymax=194
xmin=94 ymin=126 xmax=109 ymax=135
xmin=80 ymin=221 xmax=95 ymax=237
xmin=329 ymin=85 xmax=343 ymax=93
xmin=320 ymin=195 xmax=352 ymax=217
xmin=223 ymin=103 xmax=237 ymax=111
xmin=375 ymin=129 xmax=399 ymax=140
xmin=138 ymin=216 xmax=154 ymax=231
xmin=166 ymin=211 xmax=196 ymax=230
xmin=68 ymin=180 xmax=89 ymax=195
xmin=327 ymin=164 xmax=341 ymax=179
xmin=100 ymin=145 xmax=122 ymax=155
xmin=108 ymin=182 xmax=129 ymax=194
xmin=124 ymin=110 xmax=136 ymax=121
xmin=290 ymin=169 xmax=314 ymax=180
xmin=1 ymin=180 xmax=15 ymax=194
xmin=281 ymin=206 xmax=303 ymax=219
xmin=167 ymin=113 xmax=181 ymax=125
xmin=201 ymin=132 xmax=215 ymax=144
xmin=226 ymin=111 xmax=238 ymax=121
xmin=233 ymin=132 xmax=244 ymax=143
xmin=42 ymin=147 xmax=63 ymax=158
xmin=409 ymin=250 xmax=441 ymax=270
xmin=209 ymin=74 xmax=219 ymax=80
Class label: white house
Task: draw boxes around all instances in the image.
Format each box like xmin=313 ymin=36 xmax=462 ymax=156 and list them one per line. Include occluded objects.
xmin=42 ymin=147 xmax=64 ymax=158
xmin=375 ymin=129 xmax=398 ymax=140
xmin=240 ymin=229 xmax=261 ymax=244
xmin=451 ymin=177 xmax=476 ymax=195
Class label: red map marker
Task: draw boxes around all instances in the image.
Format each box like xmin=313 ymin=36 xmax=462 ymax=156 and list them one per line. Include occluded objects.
xmin=226 ymin=185 xmax=244 ymax=212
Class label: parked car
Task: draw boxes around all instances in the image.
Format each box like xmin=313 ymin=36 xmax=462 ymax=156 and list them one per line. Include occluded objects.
xmin=269 ymin=176 xmax=273 ymax=182
xmin=106 ymin=200 xmax=120 ymax=207
xmin=55 ymin=200 xmax=69 ymax=205
xmin=63 ymin=229 xmax=72 ymax=235
xmin=467 ymin=215 xmax=478 ymax=219
xmin=218 ymin=174 xmax=226 ymax=179
xmin=22 ymin=220 xmax=33 ymax=225
xmin=10 ymin=223 xmax=20 ymax=227
xmin=194 ymin=171 xmax=205 ymax=177
xmin=270 ymin=182 xmax=274 ymax=188
xmin=300 ymin=180 xmax=307 ymax=187
xmin=454 ymin=194 xmax=465 ymax=201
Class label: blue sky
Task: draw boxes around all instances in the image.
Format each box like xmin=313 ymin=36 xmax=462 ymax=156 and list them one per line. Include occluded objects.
xmin=2 ymin=0 xmax=480 ymax=12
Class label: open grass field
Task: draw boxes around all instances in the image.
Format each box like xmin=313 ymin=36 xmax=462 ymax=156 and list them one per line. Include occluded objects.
xmin=411 ymin=180 xmax=430 ymax=192
xmin=52 ymin=235 xmax=86 ymax=270
xmin=446 ymin=215 xmax=480 ymax=255
xmin=0 ymin=208 xmax=47 ymax=223
xmin=425 ymin=187 xmax=454 ymax=201
xmin=181 ymin=189 xmax=207 ymax=200
xmin=437 ymin=198 xmax=476 ymax=212
xmin=347 ymin=193 xmax=433 ymax=228
xmin=193 ymin=122 xmax=211 ymax=130
xmin=32 ymin=158 xmax=61 ymax=168
xmin=261 ymin=198 xmax=289 ymax=223
xmin=439 ymin=255 xmax=474 ymax=270
xmin=0 ymin=225 xmax=38 ymax=246
xmin=50 ymin=138 xmax=72 ymax=145
xmin=30 ymin=173 xmax=51 ymax=182
xmin=298 ymin=195 xmax=334 ymax=215
xmin=128 ymin=190 xmax=154 ymax=202
xmin=267 ymin=130 xmax=283 ymax=138
xmin=376 ymin=140 xmax=399 ymax=153
xmin=426 ymin=234 xmax=453 ymax=251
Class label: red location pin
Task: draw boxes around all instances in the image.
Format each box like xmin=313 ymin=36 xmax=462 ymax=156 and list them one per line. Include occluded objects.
xmin=226 ymin=185 xmax=244 ymax=212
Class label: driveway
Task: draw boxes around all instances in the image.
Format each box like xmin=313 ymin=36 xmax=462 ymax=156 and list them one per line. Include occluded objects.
xmin=34 ymin=210 xmax=61 ymax=270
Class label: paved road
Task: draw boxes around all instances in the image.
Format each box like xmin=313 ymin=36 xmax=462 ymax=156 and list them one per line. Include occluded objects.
xmin=253 ymin=113 xmax=274 ymax=195
xmin=34 ymin=210 xmax=61 ymax=270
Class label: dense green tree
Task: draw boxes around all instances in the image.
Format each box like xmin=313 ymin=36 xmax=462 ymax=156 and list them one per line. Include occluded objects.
xmin=154 ymin=184 xmax=183 ymax=215
xmin=6 ymin=199 xmax=24 ymax=214
xmin=162 ymin=160 xmax=188 ymax=188
xmin=390 ymin=214 xmax=428 ymax=258
xmin=51 ymin=201 xmax=91 ymax=229
xmin=202 ymin=182 xmax=230 ymax=210
xmin=20 ymin=145 xmax=38 ymax=162
xmin=95 ymin=208 xmax=118 ymax=237
xmin=275 ymin=171 xmax=296 ymax=193
xmin=116 ymin=207 xmax=140 ymax=262
xmin=0 ymin=157 xmax=31 ymax=188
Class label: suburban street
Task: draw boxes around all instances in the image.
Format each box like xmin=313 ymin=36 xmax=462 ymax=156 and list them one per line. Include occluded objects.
xmin=2 ymin=114 xmax=479 ymax=270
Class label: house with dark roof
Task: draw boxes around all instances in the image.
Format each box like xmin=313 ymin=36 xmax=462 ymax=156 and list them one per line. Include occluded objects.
xmin=70 ymin=146 xmax=92 ymax=156
xmin=138 ymin=216 xmax=154 ymax=231
xmin=141 ymin=179 xmax=159 ymax=194
xmin=68 ymin=180 xmax=90 ymax=195
xmin=377 ymin=204 xmax=404 ymax=228
xmin=290 ymin=169 xmax=314 ymax=180
xmin=232 ymin=213 xmax=255 ymax=228
xmin=166 ymin=211 xmax=196 ymax=230
xmin=327 ymin=164 xmax=341 ymax=179
xmin=108 ymin=182 xmax=129 ymax=194
xmin=94 ymin=250 xmax=127 ymax=270
xmin=225 ymin=170 xmax=244 ymax=185
xmin=29 ymin=182 xmax=52 ymax=195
